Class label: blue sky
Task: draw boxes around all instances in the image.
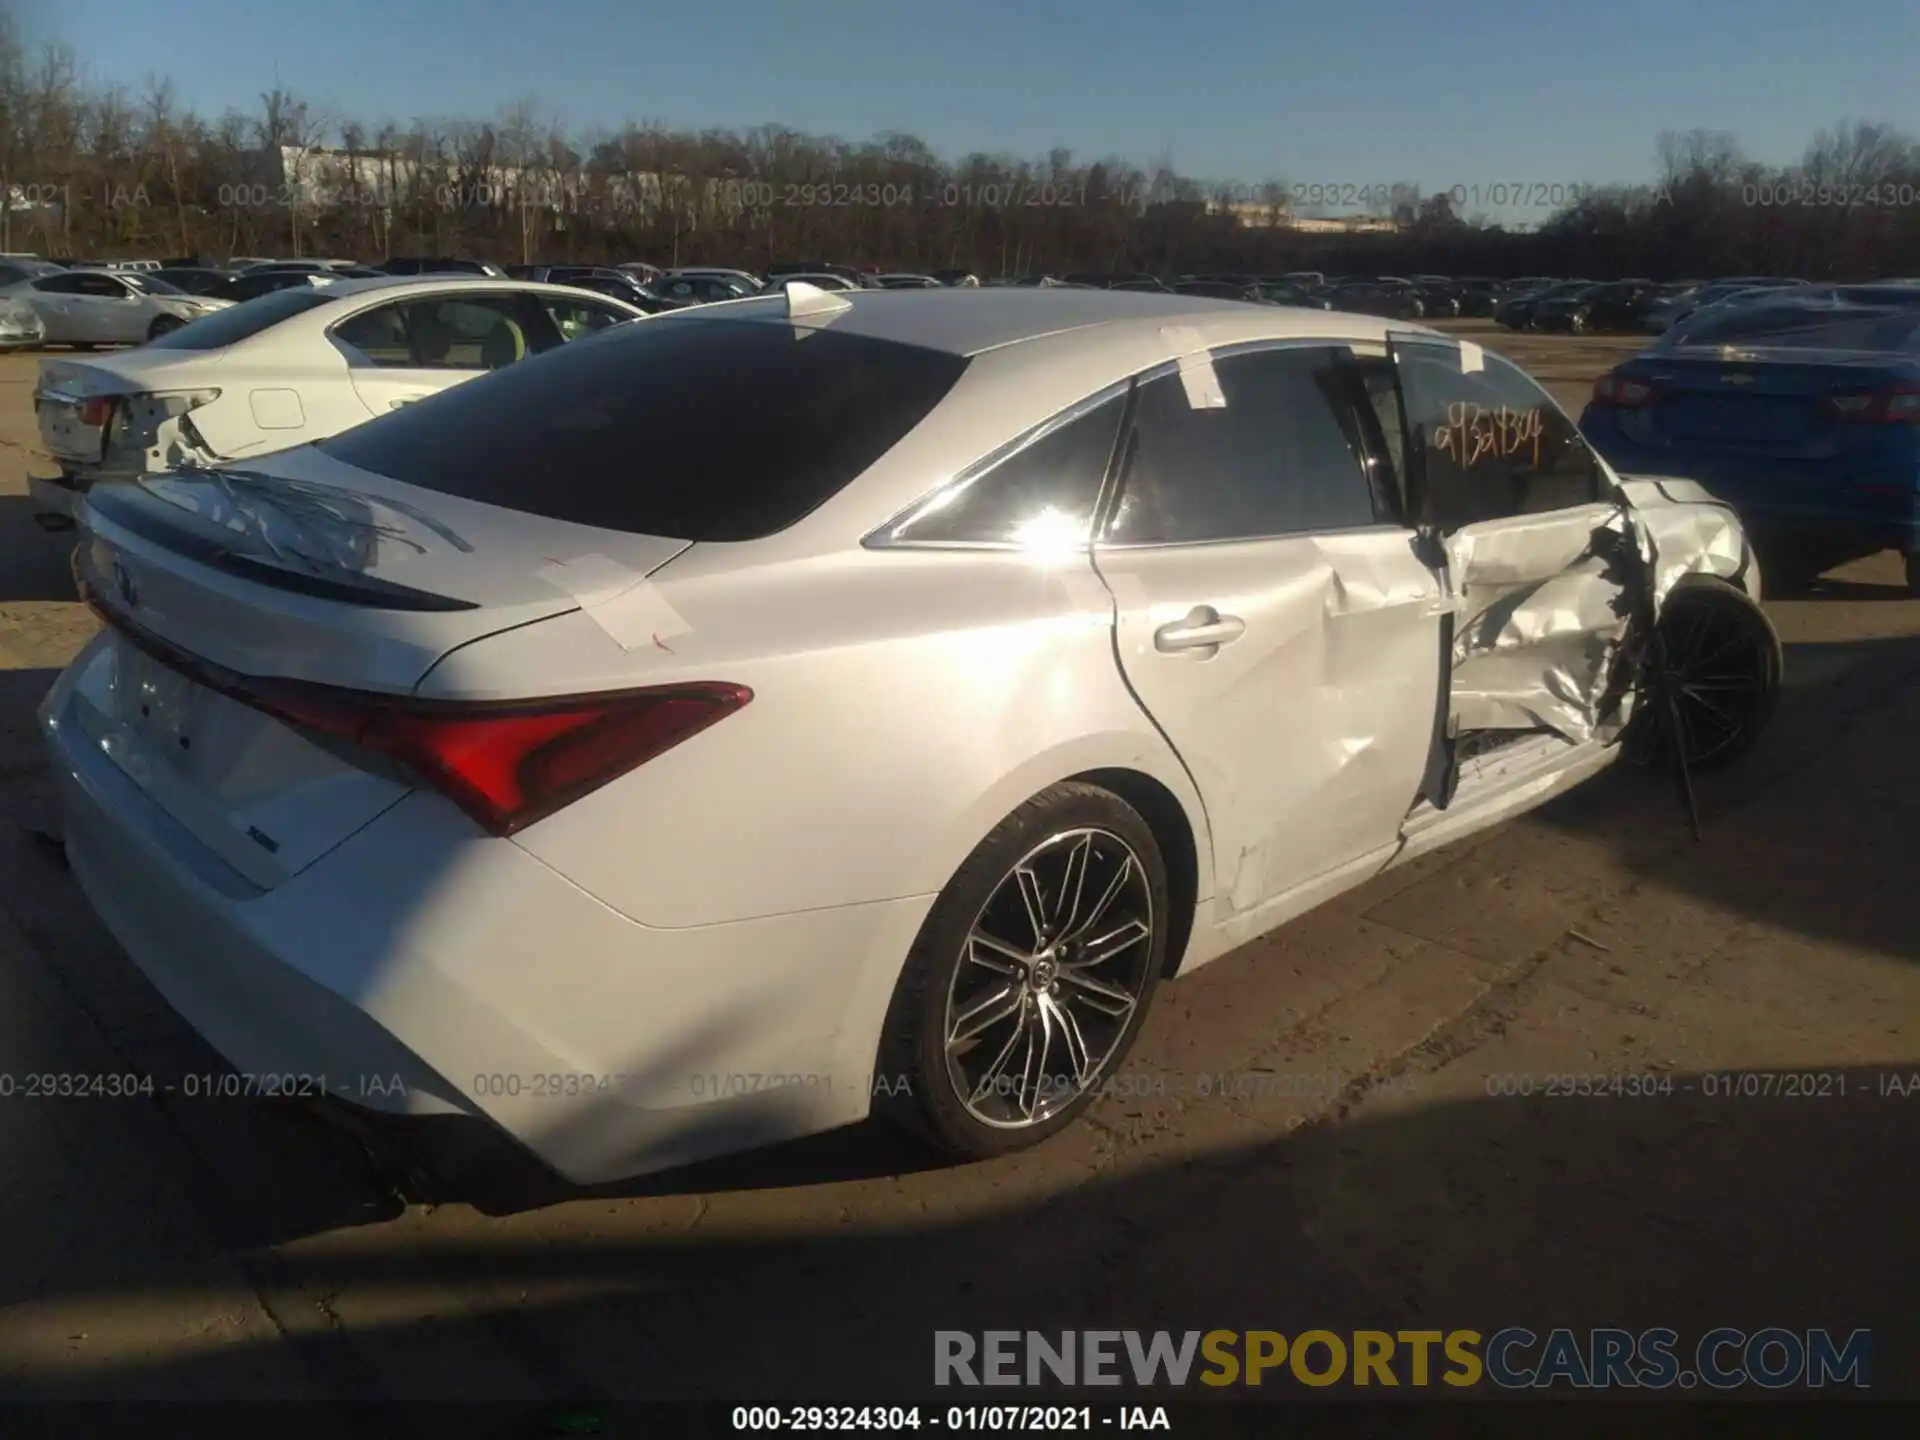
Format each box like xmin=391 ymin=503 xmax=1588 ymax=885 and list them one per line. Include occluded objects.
xmin=31 ymin=0 xmax=1920 ymax=223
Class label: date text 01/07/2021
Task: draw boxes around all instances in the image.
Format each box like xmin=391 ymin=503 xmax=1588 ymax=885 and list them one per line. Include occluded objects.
xmin=729 ymin=1404 xmax=1172 ymax=1431
xmin=0 ymin=1072 xmax=405 ymax=1100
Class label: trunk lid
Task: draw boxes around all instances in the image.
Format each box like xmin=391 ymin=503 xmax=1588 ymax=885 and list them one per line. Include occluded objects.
xmin=36 ymin=353 xmax=221 ymax=465
xmin=1616 ymin=350 xmax=1918 ymax=459
xmin=70 ymin=449 xmax=693 ymax=882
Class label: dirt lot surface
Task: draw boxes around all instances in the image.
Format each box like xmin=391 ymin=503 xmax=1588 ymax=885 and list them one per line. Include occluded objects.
xmin=0 ymin=324 xmax=1915 ymax=1427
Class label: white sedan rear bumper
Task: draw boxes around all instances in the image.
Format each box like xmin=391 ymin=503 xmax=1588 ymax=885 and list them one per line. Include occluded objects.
xmin=40 ymin=651 xmax=930 ymax=1185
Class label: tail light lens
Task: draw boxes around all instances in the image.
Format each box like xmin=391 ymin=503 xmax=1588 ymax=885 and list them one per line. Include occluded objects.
xmin=78 ymin=396 xmax=116 ymax=427
xmin=255 ymin=682 xmax=752 ymax=835
xmin=84 ymin=589 xmax=749 ymax=836
xmin=1592 ymin=373 xmax=1658 ymax=407
xmin=1822 ymin=384 xmax=1920 ymax=422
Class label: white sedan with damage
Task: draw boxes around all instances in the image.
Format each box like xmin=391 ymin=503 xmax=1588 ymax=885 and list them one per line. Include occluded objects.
xmin=28 ymin=275 xmax=647 ymax=522
xmin=40 ymin=287 xmax=1779 ymax=1187
xmin=2 ymin=266 xmax=231 ymax=347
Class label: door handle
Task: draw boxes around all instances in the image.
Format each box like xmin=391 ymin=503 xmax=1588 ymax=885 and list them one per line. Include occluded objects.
xmin=1154 ymin=605 xmax=1246 ymax=654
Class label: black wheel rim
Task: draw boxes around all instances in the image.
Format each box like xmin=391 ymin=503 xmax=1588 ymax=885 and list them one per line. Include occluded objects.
xmin=1631 ymin=596 xmax=1774 ymax=768
xmin=942 ymin=828 xmax=1154 ymax=1129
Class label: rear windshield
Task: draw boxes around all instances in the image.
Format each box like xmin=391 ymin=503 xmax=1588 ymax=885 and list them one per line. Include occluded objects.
xmin=318 ymin=314 xmax=972 ymax=541
xmin=144 ymin=287 xmax=340 ymax=350
xmin=1666 ymin=306 xmax=1920 ymax=351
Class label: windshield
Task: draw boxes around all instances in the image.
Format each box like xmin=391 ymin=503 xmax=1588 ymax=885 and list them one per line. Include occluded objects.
xmin=142 ymin=287 xmax=340 ymax=350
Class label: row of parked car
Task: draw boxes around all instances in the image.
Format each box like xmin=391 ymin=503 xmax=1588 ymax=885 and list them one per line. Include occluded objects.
xmin=0 ymin=253 xmax=1006 ymax=347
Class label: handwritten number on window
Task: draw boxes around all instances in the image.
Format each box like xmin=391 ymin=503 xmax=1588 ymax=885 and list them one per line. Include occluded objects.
xmin=1433 ymin=402 xmax=1543 ymax=470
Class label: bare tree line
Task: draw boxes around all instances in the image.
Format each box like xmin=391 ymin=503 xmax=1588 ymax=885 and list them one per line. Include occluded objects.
xmin=3 ymin=9 xmax=1919 ymax=280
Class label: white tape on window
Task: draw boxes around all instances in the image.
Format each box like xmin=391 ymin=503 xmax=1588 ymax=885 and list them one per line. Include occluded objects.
xmin=1159 ymin=324 xmax=1227 ymax=408
xmin=1459 ymin=340 xmax=1485 ymax=373
xmin=536 ymin=554 xmax=692 ymax=651
xmin=1178 ymin=356 xmax=1228 ymax=409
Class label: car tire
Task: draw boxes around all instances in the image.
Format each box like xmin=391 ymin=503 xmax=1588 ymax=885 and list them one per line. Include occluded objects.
xmin=1624 ymin=576 xmax=1783 ymax=774
xmin=1569 ymin=312 xmax=1588 ymax=333
xmin=1906 ymin=553 xmax=1920 ymax=598
xmin=147 ymin=316 xmax=184 ymax=340
xmin=875 ymin=781 xmax=1170 ymax=1159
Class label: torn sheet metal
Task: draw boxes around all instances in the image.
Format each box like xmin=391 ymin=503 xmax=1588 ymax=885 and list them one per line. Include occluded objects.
xmin=535 ymin=553 xmax=692 ymax=651
xmin=1443 ymin=505 xmax=1634 ymax=745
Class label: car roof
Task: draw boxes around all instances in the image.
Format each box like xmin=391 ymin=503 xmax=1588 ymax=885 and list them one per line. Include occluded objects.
xmin=305 ymin=275 xmax=629 ymax=302
xmin=685 ymin=286 xmax=1418 ymax=359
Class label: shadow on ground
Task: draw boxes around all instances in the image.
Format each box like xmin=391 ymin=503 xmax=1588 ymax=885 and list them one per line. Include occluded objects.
xmin=0 ymin=496 xmax=78 ymax=605
xmin=1 ymin=584 xmax=1916 ymax=1422
xmin=1 ymin=1061 xmax=1911 ymax=1413
xmin=1513 ymin=631 xmax=1920 ymax=969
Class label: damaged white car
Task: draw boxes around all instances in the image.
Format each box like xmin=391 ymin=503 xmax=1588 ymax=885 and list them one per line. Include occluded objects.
xmin=41 ymin=288 xmax=1778 ymax=1185
xmin=28 ymin=275 xmax=646 ymax=524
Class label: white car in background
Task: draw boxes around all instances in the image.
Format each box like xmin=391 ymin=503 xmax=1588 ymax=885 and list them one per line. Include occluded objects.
xmin=759 ymin=272 xmax=863 ymax=293
xmin=39 ymin=287 xmax=1779 ymax=1186
xmin=0 ymin=296 xmax=46 ymax=349
xmin=661 ymin=266 xmax=762 ymax=290
xmin=28 ymin=275 xmax=646 ymax=521
xmin=3 ymin=267 xmax=231 ymax=348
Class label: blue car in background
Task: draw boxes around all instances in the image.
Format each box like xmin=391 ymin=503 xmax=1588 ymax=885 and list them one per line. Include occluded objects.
xmin=1582 ymin=290 xmax=1920 ymax=594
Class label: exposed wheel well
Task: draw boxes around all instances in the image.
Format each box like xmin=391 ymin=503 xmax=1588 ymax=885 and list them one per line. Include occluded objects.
xmin=1071 ymin=767 xmax=1200 ymax=979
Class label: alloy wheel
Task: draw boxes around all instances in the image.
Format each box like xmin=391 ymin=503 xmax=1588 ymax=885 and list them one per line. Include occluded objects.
xmin=942 ymin=828 xmax=1155 ymax=1128
xmin=1628 ymin=590 xmax=1778 ymax=769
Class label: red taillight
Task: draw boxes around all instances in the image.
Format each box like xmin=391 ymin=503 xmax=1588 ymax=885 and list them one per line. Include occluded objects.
xmin=84 ymin=591 xmax=749 ymax=836
xmin=250 ymin=679 xmax=751 ymax=836
xmin=78 ymin=396 xmax=115 ymax=427
xmin=1823 ymin=384 xmax=1920 ymax=423
xmin=1592 ymin=372 xmax=1657 ymax=407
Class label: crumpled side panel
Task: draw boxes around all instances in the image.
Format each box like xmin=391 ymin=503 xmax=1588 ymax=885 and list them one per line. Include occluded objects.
xmin=1444 ymin=505 xmax=1633 ymax=745
xmin=1614 ymin=475 xmax=1754 ymax=601
xmin=1101 ymin=527 xmax=1443 ymax=919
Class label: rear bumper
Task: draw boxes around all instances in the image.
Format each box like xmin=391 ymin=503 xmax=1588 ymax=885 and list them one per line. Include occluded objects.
xmin=40 ymin=651 xmax=931 ymax=1186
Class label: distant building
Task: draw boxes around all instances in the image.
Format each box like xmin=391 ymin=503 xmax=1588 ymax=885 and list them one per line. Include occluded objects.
xmin=1205 ymin=201 xmax=1405 ymax=235
xmin=1207 ymin=199 xmax=1400 ymax=234
xmin=245 ymin=145 xmax=754 ymax=226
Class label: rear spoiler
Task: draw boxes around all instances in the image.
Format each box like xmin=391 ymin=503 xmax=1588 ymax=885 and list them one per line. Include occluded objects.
xmin=84 ymin=483 xmax=479 ymax=614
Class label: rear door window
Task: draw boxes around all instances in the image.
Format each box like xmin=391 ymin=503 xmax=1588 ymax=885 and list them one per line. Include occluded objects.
xmin=318 ymin=315 xmax=971 ymax=541
xmin=331 ymin=294 xmax=558 ymax=370
xmin=540 ymin=295 xmax=634 ymax=342
xmin=1101 ymin=346 xmax=1381 ymax=545
xmin=70 ymin=271 xmax=132 ymax=297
